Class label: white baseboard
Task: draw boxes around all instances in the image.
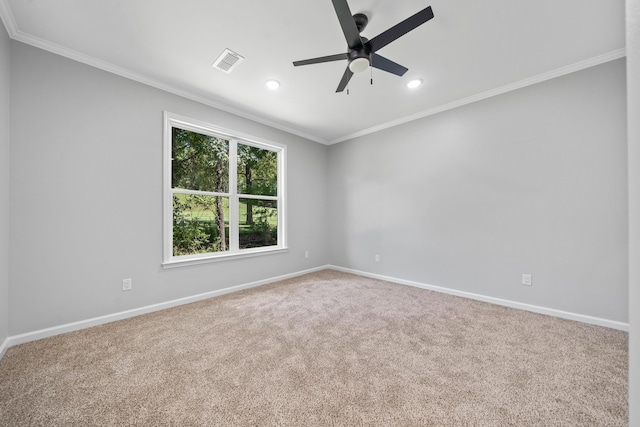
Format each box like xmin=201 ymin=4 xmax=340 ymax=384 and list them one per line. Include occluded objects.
xmin=4 ymin=265 xmax=330 ymax=353
xmin=328 ymin=265 xmax=629 ymax=332
xmin=0 ymin=337 xmax=8 ymax=360
xmin=1 ymin=263 xmax=627 ymax=363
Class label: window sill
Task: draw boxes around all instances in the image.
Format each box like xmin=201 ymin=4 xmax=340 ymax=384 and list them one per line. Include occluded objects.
xmin=162 ymin=246 xmax=289 ymax=269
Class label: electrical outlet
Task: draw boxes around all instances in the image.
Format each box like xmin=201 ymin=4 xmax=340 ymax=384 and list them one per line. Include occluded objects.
xmin=375 ymin=254 xmax=381 ymax=263
xmin=122 ymin=278 xmax=132 ymax=291
xmin=305 ymin=251 xmax=309 ymax=259
xmin=522 ymin=274 xmax=532 ymax=286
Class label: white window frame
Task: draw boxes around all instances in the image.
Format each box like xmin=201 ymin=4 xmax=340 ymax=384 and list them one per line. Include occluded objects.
xmin=162 ymin=112 xmax=287 ymax=268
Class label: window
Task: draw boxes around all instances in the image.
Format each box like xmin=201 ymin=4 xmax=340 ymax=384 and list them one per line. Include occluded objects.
xmin=163 ymin=112 xmax=286 ymax=268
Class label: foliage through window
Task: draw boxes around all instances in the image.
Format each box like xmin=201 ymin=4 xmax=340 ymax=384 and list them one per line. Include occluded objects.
xmin=163 ymin=113 xmax=285 ymax=266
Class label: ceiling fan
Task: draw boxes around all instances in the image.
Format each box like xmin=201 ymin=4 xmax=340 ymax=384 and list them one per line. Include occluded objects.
xmin=293 ymin=0 xmax=434 ymax=93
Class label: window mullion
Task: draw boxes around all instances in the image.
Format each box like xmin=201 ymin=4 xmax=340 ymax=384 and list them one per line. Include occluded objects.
xmin=164 ymin=114 xmax=173 ymax=262
xmin=171 ymin=188 xmax=229 ymax=198
xmin=236 ymin=194 xmax=279 ymax=201
xmin=278 ymin=149 xmax=285 ymax=249
xmin=229 ymin=139 xmax=239 ymax=251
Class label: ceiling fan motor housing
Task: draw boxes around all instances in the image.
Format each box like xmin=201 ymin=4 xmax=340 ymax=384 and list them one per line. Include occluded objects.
xmin=353 ymin=13 xmax=369 ymax=33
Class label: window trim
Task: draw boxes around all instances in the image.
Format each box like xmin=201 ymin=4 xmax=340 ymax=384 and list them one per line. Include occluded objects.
xmin=162 ymin=112 xmax=287 ymax=269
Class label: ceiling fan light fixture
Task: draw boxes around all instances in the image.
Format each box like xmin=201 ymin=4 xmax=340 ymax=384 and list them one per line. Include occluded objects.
xmin=407 ymin=79 xmax=423 ymax=89
xmin=349 ymin=57 xmax=370 ymax=73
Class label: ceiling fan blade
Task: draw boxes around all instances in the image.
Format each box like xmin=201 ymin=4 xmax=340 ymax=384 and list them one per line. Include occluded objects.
xmin=331 ymin=0 xmax=364 ymax=50
xmin=366 ymin=6 xmax=434 ymax=53
xmin=371 ymin=54 xmax=408 ymax=76
xmin=336 ymin=67 xmax=354 ymax=92
xmin=293 ymin=53 xmax=349 ymax=67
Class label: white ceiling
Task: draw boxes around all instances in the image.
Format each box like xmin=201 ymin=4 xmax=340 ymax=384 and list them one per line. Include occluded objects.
xmin=0 ymin=0 xmax=626 ymax=144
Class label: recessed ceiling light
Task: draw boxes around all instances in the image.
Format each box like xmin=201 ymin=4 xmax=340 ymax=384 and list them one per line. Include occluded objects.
xmin=407 ymin=79 xmax=423 ymax=89
xmin=266 ymin=80 xmax=280 ymax=90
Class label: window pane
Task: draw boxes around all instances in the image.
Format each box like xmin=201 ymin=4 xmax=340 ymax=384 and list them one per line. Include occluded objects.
xmin=239 ymin=198 xmax=278 ymax=249
xmin=173 ymin=194 xmax=229 ymax=256
xmin=172 ymin=127 xmax=229 ymax=193
xmin=237 ymin=144 xmax=277 ymax=196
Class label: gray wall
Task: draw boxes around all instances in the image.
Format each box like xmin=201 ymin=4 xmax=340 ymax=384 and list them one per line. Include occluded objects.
xmin=328 ymin=59 xmax=628 ymax=323
xmin=0 ymin=22 xmax=10 ymax=345
xmin=8 ymin=42 xmax=329 ymax=335
xmin=628 ymin=0 xmax=640 ymax=423
xmin=3 ymin=24 xmax=631 ymax=363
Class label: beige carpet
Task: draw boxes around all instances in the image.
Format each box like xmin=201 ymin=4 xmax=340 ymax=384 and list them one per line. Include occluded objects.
xmin=0 ymin=270 xmax=628 ymax=426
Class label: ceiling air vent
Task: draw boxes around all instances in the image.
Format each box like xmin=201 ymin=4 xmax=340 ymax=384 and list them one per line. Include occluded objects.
xmin=213 ymin=48 xmax=245 ymax=73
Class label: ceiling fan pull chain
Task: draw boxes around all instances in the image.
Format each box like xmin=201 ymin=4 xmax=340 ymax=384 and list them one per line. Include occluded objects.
xmin=370 ymin=65 xmax=373 ymax=86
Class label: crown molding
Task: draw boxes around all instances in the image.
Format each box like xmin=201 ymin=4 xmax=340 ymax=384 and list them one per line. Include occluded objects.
xmin=0 ymin=1 xmax=327 ymax=145
xmin=0 ymin=0 xmax=17 ymax=37
xmin=17 ymin=31 xmax=327 ymax=145
xmin=0 ymin=0 xmax=624 ymax=147
xmin=329 ymin=48 xmax=627 ymax=145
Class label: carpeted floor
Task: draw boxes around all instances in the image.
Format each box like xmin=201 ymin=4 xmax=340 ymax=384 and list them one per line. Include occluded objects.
xmin=0 ymin=270 xmax=628 ymax=426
